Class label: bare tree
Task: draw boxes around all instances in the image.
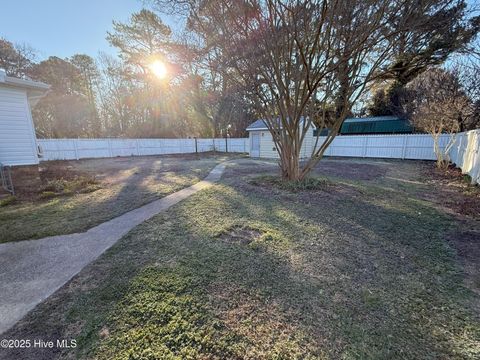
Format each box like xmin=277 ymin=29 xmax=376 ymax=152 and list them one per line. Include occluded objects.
xmin=407 ymin=67 xmax=475 ymax=168
xmin=153 ymin=0 xmax=463 ymax=180
xmin=452 ymin=56 xmax=480 ymax=130
xmin=0 ymin=38 xmax=36 ymax=78
xmin=96 ymin=53 xmax=133 ymax=135
xmin=70 ymin=54 xmax=102 ymax=136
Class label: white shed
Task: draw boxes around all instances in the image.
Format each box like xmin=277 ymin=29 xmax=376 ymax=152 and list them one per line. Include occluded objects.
xmin=0 ymin=69 xmax=49 ymax=166
xmin=246 ymin=119 xmax=315 ymax=158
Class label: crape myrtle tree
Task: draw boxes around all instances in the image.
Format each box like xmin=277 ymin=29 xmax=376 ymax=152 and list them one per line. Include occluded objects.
xmin=154 ymin=0 xmax=468 ymax=180
xmin=407 ymin=67 xmax=476 ymax=168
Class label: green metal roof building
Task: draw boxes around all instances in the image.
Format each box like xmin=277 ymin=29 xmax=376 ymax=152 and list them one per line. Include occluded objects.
xmin=340 ymin=116 xmax=413 ymax=135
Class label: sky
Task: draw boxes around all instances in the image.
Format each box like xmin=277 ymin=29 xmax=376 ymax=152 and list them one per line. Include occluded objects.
xmin=2 ymin=0 xmax=478 ymax=62
xmin=0 ymin=0 xmax=176 ymax=60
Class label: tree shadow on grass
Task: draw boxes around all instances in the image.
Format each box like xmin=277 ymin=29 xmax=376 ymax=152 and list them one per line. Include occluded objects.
xmin=0 ymin=157 xmax=220 ymax=243
xmin=1 ymin=163 xmax=479 ymax=359
xmin=174 ymin=169 xmax=479 ymax=358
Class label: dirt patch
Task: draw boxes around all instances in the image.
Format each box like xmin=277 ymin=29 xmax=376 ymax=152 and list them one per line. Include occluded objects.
xmin=5 ymin=153 xmax=233 ymax=203
xmin=313 ymin=160 xmax=387 ymax=180
xmin=10 ymin=162 xmax=101 ymax=202
xmin=223 ymin=159 xmax=387 ymax=181
xmin=248 ymin=174 xmax=334 ymax=193
xmin=39 ymin=161 xmax=89 ymax=182
xmin=422 ymin=165 xmax=480 ymax=220
xmin=218 ymin=226 xmax=262 ymax=245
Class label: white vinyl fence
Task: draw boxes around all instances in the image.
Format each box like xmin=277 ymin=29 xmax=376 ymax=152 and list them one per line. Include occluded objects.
xmin=36 ymin=131 xmax=479 ymax=185
xmin=319 ymin=133 xmax=452 ymax=160
xmin=37 ymin=138 xmax=249 ymax=161
xmin=448 ymin=129 xmax=480 ymax=185
xmin=317 ymin=132 xmax=479 ymax=184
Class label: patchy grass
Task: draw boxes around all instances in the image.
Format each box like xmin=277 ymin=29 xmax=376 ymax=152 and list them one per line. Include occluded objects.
xmin=2 ymin=159 xmax=479 ymax=359
xmin=249 ymin=174 xmax=333 ymax=192
xmin=0 ymin=196 xmax=16 ymax=207
xmin=39 ymin=175 xmax=101 ymax=197
xmin=0 ymin=154 xmax=232 ymax=243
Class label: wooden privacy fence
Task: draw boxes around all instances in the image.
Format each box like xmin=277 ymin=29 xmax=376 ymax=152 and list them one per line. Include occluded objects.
xmin=37 ymin=138 xmax=249 ymax=161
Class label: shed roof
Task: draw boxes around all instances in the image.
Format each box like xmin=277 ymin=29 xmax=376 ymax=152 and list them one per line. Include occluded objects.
xmin=246 ymin=117 xmax=312 ymax=131
xmin=246 ymin=119 xmax=268 ymax=131
xmin=341 ymin=116 xmax=412 ymax=135
xmin=343 ymin=115 xmax=402 ymax=123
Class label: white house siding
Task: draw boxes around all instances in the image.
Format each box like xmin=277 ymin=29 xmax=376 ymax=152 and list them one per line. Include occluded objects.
xmin=0 ymin=86 xmax=39 ymax=166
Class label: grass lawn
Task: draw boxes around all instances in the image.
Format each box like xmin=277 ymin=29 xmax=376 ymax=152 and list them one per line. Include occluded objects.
xmin=0 ymin=154 xmax=233 ymax=243
xmin=1 ymin=158 xmax=479 ymax=359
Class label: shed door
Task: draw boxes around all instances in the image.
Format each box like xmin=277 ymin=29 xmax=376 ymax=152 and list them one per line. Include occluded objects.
xmin=250 ymin=133 xmax=260 ymax=157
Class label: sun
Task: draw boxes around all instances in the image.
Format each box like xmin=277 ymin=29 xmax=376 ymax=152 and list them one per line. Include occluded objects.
xmin=149 ymin=60 xmax=167 ymax=79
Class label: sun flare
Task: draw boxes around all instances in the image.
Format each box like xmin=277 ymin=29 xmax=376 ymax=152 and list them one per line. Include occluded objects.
xmin=149 ymin=60 xmax=167 ymax=79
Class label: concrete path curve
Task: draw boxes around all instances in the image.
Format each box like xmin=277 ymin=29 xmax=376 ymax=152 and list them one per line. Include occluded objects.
xmin=0 ymin=162 xmax=227 ymax=334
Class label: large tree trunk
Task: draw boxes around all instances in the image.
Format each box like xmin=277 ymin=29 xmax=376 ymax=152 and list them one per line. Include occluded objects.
xmin=279 ymin=141 xmax=301 ymax=181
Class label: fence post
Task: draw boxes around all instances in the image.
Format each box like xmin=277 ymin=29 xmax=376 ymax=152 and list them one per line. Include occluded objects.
xmin=225 ymin=137 xmax=228 ymax=153
xmin=194 ymin=137 xmax=198 ymax=153
xmin=457 ymin=134 xmax=463 ymax=163
xmin=107 ymin=139 xmax=113 ymax=157
xmin=73 ymin=139 xmax=79 ymax=160
xmin=401 ymin=135 xmax=408 ymax=160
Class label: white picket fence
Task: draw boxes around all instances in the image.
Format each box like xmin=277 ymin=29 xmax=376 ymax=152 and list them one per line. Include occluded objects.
xmin=37 ymin=138 xmax=249 ymax=161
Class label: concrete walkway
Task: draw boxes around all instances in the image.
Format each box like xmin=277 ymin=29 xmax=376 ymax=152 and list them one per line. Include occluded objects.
xmin=0 ymin=162 xmax=226 ymax=335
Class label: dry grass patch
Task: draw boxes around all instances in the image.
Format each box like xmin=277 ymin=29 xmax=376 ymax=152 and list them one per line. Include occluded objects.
xmin=218 ymin=225 xmax=262 ymax=245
